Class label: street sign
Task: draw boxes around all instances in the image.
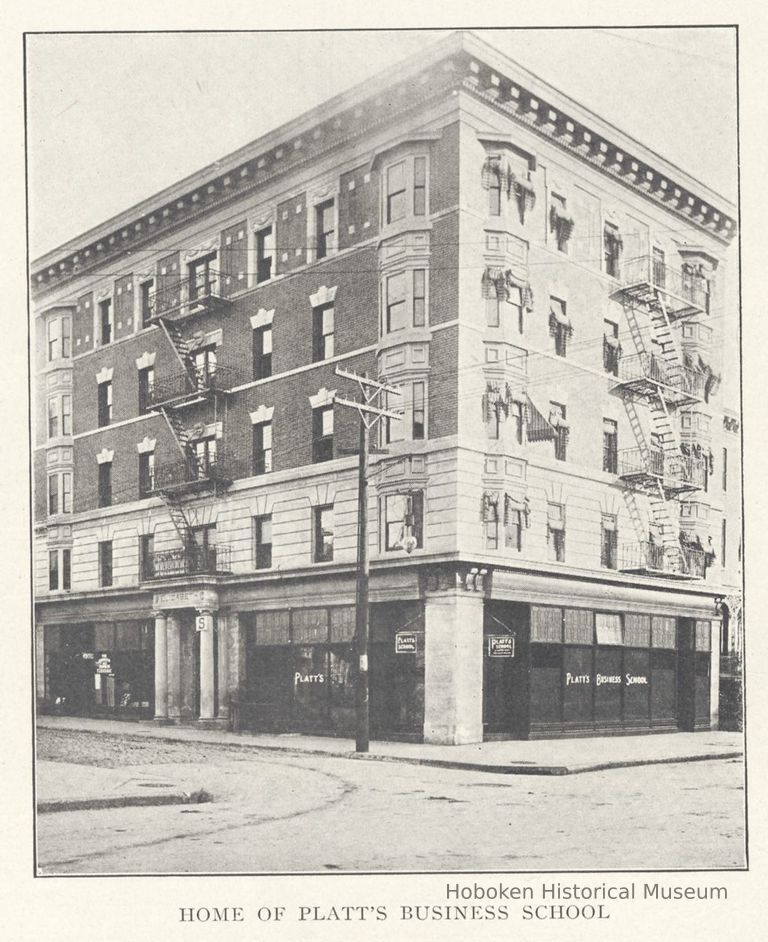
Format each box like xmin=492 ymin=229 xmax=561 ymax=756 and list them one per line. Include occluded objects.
xmin=488 ymin=635 xmax=515 ymax=658
xmin=395 ymin=631 xmax=418 ymax=654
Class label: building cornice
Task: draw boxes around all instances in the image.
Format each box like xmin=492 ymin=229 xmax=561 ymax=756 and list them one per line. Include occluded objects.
xmin=31 ymin=30 xmax=736 ymax=298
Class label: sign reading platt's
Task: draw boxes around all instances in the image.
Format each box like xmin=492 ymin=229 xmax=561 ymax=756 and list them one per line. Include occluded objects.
xmin=488 ymin=635 xmax=515 ymax=658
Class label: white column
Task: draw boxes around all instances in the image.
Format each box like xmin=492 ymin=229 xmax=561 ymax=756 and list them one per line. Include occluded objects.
xmin=153 ymin=611 xmax=168 ymax=720
xmin=166 ymin=613 xmax=182 ymax=719
xmin=197 ymin=608 xmax=216 ymax=720
xmin=423 ymin=590 xmax=484 ymax=745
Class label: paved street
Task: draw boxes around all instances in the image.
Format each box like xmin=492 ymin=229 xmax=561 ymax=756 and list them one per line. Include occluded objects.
xmin=36 ymin=727 xmax=746 ymax=874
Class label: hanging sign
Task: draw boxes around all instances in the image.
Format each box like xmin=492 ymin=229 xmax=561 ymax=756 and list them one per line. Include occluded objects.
xmin=95 ymin=653 xmax=112 ymax=674
xmin=395 ymin=631 xmax=418 ymax=654
xmin=196 ymin=615 xmax=207 ymax=632
xmin=488 ymin=635 xmax=515 ymax=658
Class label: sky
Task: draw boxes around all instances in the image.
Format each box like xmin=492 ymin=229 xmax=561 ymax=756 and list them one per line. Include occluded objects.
xmin=25 ymin=28 xmax=738 ymax=261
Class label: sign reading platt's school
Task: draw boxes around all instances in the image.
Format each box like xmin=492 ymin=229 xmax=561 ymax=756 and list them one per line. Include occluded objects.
xmin=395 ymin=631 xmax=418 ymax=654
xmin=488 ymin=635 xmax=515 ymax=658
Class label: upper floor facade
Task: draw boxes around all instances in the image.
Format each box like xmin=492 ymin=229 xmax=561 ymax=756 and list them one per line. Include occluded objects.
xmin=32 ymin=32 xmax=740 ymax=601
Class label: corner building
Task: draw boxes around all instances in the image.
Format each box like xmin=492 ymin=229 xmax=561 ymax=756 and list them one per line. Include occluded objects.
xmin=33 ymin=33 xmax=741 ymax=742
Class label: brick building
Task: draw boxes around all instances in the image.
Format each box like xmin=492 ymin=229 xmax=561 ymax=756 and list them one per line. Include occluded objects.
xmin=32 ymin=32 xmax=741 ymax=742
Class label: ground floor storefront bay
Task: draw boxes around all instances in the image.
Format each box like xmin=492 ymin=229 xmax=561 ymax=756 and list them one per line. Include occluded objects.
xmin=35 ymin=570 xmax=720 ymax=743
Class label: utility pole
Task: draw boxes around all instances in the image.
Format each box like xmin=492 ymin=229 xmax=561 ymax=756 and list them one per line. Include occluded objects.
xmin=334 ymin=367 xmax=402 ymax=752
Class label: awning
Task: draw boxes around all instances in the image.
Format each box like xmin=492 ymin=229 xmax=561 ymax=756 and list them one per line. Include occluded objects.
xmin=604 ymin=334 xmax=621 ymax=348
xmin=550 ymin=306 xmax=572 ymax=329
xmin=480 ymin=490 xmax=500 ymax=522
xmin=525 ymin=396 xmax=557 ymax=441
xmin=504 ymin=493 xmax=530 ymax=526
xmin=482 ymin=267 xmax=506 ymax=299
xmin=548 ymin=411 xmax=570 ymax=430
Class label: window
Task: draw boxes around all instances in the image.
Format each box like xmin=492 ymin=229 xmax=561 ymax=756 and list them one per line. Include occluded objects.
xmin=49 ymin=548 xmax=71 ymax=591
xmin=601 ymin=514 xmax=618 ymax=569
xmin=486 ymin=519 xmax=499 ymax=550
xmin=252 ymin=421 xmax=273 ymax=475
xmin=194 ymin=437 xmax=217 ymax=477
xmin=140 ymin=279 xmax=154 ymax=327
xmin=47 ymin=394 xmax=72 ymax=438
xmin=312 ymin=304 xmax=335 ymax=361
xmin=386 ymin=272 xmax=407 ymax=332
xmin=547 ymin=503 xmax=566 ymax=562
xmin=138 ymin=451 xmax=155 ymax=497
xmin=99 ymin=541 xmax=113 ymax=587
xmin=386 ymin=161 xmax=406 ymax=223
xmin=505 ymin=510 xmax=523 ymax=552
xmin=98 ymin=462 xmax=112 ymax=508
xmin=188 ymin=253 xmax=216 ymax=301
xmin=511 ymin=400 xmax=523 ymax=444
xmin=509 ymin=284 xmax=523 ymax=334
xmin=97 ymin=380 xmax=112 ymax=427
xmin=253 ymin=515 xmax=273 ymax=569
xmin=550 ymin=402 xmax=568 ymax=461
xmin=191 ymin=524 xmax=216 ymax=555
xmin=315 ymin=199 xmax=335 ymax=260
xmin=48 ymin=471 xmax=72 ymax=515
xmin=312 ymin=406 xmax=334 ymax=462
xmin=413 ymin=157 xmax=427 ymax=216
xmin=256 ymin=226 xmax=274 ymax=283
xmin=722 ymin=447 xmax=728 ymax=492
xmin=550 ymin=297 xmax=569 ymax=357
xmin=252 ymin=325 xmax=272 ymax=380
xmin=604 ymin=223 xmax=622 ymax=278
xmin=488 ymin=166 xmax=502 ymax=216
xmin=413 ymin=269 xmax=426 ymax=327
xmin=413 ymin=382 xmax=425 ymax=440
xmin=383 ymin=492 xmax=424 ymax=552
xmin=603 ymin=319 xmax=620 ymax=376
xmin=193 ymin=346 xmax=217 ymax=384
xmin=139 ymin=533 xmax=154 ymax=580
xmin=652 ymin=246 xmax=666 ymax=287
xmin=47 ymin=397 xmax=59 ymax=439
xmin=721 ymin=518 xmax=727 ymax=567
xmin=550 ymin=193 xmax=572 ymax=252
xmin=314 ymin=505 xmax=335 ymax=562
xmin=47 ymin=315 xmax=71 ymax=361
xmin=138 ymin=366 xmax=154 ymax=414
xmin=99 ymin=298 xmax=113 ymax=345
xmin=603 ymin=418 xmax=618 ymax=474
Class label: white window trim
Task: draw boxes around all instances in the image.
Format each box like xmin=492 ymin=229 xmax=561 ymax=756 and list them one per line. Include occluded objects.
xmin=136 ymin=437 xmax=157 ymax=454
xmin=183 ymin=237 xmax=220 ymax=264
xmin=309 ymin=285 xmax=338 ymax=308
xmin=250 ymin=308 xmax=275 ymax=330
xmin=135 ymin=352 xmax=156 ymax=370
xmin=188 ymin=421 xmax=223 ymax=442
xmin=96 ymin=366 xmax=114 ymax=384
xmin=309 ymin=387 xmax=336 ymax=409
xmin=96 ymin=448 xmax=114 ymax=464
xmin=250 ymin=406 xmax=275 ymax=425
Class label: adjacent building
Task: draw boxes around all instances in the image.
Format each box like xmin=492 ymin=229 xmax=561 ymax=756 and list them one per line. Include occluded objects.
xmin=32 ymin=31 xmax=741 ymax=742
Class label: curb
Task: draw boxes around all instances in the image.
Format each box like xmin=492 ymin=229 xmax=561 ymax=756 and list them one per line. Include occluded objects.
xmin=37 ymin=791 xmax=212 ymax=814
xmin=37 ymin=724 xmax=744 ymax=778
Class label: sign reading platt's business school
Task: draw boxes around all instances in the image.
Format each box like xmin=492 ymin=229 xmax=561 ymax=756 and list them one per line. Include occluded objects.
xmin=488 ymin=635 xmax=515 ymax=658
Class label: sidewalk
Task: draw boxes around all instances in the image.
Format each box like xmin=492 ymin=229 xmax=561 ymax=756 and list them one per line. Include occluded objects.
xmin=37 ymin=714 xmax=743 ymax=779
xmin=36 ymin=760 xmax=211 ymax=813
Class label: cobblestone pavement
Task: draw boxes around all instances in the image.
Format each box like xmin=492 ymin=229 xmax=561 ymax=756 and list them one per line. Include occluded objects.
xmin=36 ymin=728 xmax=747 ymax=874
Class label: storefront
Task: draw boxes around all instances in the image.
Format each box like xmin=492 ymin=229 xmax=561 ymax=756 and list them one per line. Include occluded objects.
xmin=42 ymin=620 xmax=154 ymax=719
xmin=481 ymin=602 xmax=714 ymax=739
xmin=237 ymin=601 xmax=424 ymax=741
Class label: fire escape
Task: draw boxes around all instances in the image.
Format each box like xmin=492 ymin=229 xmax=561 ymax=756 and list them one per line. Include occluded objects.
xmin=144 ymin=269 xmax=241 ymax=579
xmin=611 ymin=255 xmax=710 ymax=579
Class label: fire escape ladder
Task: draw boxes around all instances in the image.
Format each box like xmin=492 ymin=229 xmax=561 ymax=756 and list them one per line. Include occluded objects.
xmin=648 ymin=479 xmax=683 ymax=573
xmin=159 ymin=406 xmax=198 ymax=464
xmin=163 ymin=498 xmax=199 ymax=549
xmin=623 ymin=397 xmax=650 ymax=464
xmin=648 ymin=392 xmax=682 ymax=458
xmin=621 ymin=488 xmax=648 ymax=544
xmin=650 ymin=291 xmax=684 ymax=384
xmin=158 ymin=317 xmax=196 ymax=380
xmin=622 ymin=300 xmax=648 ymax=359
